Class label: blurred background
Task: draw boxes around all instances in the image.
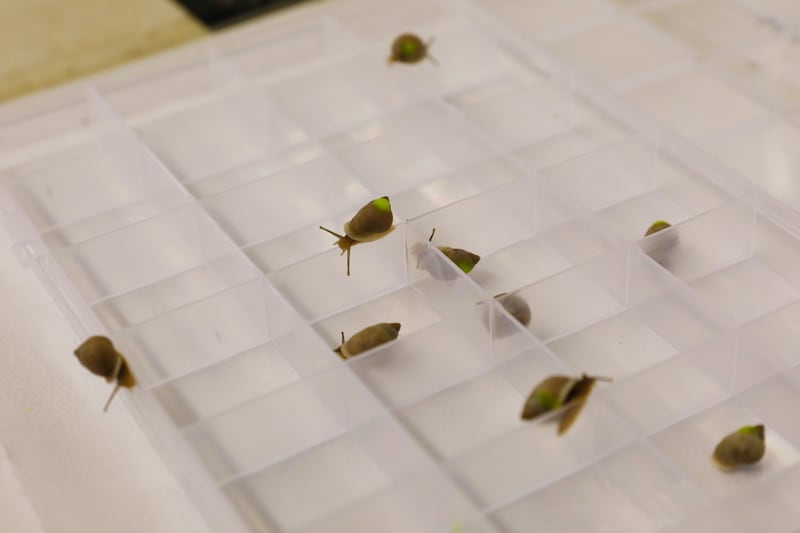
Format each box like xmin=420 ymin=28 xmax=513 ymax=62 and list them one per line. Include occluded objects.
xmin=0 ymin=0 xmax=310 ymax=104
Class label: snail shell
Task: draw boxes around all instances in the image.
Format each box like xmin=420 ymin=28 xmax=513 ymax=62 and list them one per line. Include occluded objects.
xmin=344 ymin=197 xmax=394 ymax=242
xmin=320 ymin=197 xmax=395 ymax=276
xmin=438 ymin=246 xmax=480 ymax=274
xmin=335 ymin=322 xmax=401 ymax=360
xmin=642 ymin=220 xmax=678 ymax=266
xmin=413 ymin=228 xmax=480 ymax=281
xmin=388 ymin=33 xmax=434 ymax=64
xmin=481 ymin=292 xmax=531 ymax=338
xmin=74 ymin=335 xmax=136 ymax=411
xmin=496 ymin=292 xmax=531 ymax=328
xmin=713 ymin=424 xmax=766 ymax=470
xmin=644 ymin=220 xmax=671 ymax=236
xmin=74 ymin=335 xmax=123 ymax=382
xmin=521 ymin=374 xmax=604 ymax=435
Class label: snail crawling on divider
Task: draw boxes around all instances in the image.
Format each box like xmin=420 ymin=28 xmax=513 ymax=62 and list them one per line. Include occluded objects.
xmin=712 ymin=424 xmax=766 ymax=471
xmin=412 ymin=228 xmax=480 ymax=281
xmin=74 ymin=335 xmax=136 ymax=412
xmin=480 ymin=292 xmax=531 ymax=338
xmin=335 ymin=322 xmax=401 ymax=360
xmin=521 ymin=374 xmax=611 ymax=435
xmin=320 ymin=196 xmax=395 ymax=276
xmin=388 ymin=33 xmax=437 ymax=65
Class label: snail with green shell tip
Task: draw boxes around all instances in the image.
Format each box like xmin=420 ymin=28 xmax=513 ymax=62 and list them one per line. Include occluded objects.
xmin=412 ymin=228 xmax=480 ymax=281
xmin=521 ymin=374 xmax=611 ymax=435
xmin=480 ymin=292 xmax=531 ymax=338
xmin=388 ymin=33 xmax=437 ymax=65
xmin=335 ymin=322 xmax=401 ymax=360
xmin=320 ymin=197 xmax=395 ymax=276
xmin=713 ymin=424 xmax=766 ymax=471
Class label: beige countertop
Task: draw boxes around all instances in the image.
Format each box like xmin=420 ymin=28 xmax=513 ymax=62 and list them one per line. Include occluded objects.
xmin=0 ymin=0 xmax=207 ymax=103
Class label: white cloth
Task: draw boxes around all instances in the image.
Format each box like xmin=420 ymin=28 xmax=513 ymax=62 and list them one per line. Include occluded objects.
xmin=0 ymin=225 xmax=212 ymax=533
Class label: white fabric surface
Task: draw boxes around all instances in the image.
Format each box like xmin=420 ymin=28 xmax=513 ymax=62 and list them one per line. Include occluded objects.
xmin=0 ymin=225 xmax=212 ymax=533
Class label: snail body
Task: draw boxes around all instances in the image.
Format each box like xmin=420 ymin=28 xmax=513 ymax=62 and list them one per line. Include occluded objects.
xmin=74 ymin=335 xmax=136 ymax=412
xmin=413 ymin=228 xmax=480 ymax=280
xmin=521 ymin=374 xmax=609 ymax=435
xmin=713 ymin=424 xmax=766 ymax=470
xmin=388 ymin=33 xmax=436 ymax=65
xmin=335 ymin=322 xmax=401 ymax=360
xmin=320 ymin=197 xmax=395 ymax=276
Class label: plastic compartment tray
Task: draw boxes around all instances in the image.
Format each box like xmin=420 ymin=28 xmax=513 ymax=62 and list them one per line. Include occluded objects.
xmin=3 ymin=0 xmax=800 ymax=531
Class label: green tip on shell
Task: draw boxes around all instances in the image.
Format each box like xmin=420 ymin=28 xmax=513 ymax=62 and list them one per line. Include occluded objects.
xmin=738 ymin=424 xmax=765 ymax=437
xmin=456 ymin=259 xmax=475 ymax=273
xmin=401 ymin=40 xmax=419 ymax=55
xmin=371 ymin=197 xmax=391 ymax=213
xmin=645 ymin=220 xmax=671 ymax=236
xmin=535 ymin=391 xmax=560 ymax=410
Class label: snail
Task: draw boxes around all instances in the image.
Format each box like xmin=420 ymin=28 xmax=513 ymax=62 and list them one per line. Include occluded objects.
xmin=644 ymin=220 xmax=671 ymax=236
xmin=521 ymin=374 xmax=611 ymax=435
xmin=320 ymin=196 xmax=395 ymax=276
xmin=712 ymin=424 xmax=766 ymax=471
xmin=74 ymin=335 xmax=136 ymax=412
xmin=388 ymin=33 xmax=437 ymax=65
xmin=335 ymin=322 xmax=401 ymax=360
xmin=412 ymin=228 xmax=480 ymax=281
xmin=480 ymin=292 xmax=531 ymax=338
xmin=642 ymin=219 xmax=678 ymax=266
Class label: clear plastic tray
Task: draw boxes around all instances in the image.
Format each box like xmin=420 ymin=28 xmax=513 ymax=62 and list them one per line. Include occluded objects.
xmin=3 ymin=0 xmax=800 ymax=531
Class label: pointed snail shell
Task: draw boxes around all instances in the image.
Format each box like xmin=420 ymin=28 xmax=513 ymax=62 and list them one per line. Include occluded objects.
xmin=344 ymin=197 xmax=394 ymax=242
xmin=521 ymin=374 xmax=605 ymax=435
xmin=413 ymin=228 xmax=480 ymax=281
xmin=336 ymin=322 xmax=401 ymax=360
xmin=644 ymin=220 xmax=671 ymax=237
xmin=713 ymin=424 xmax=766 ymax=470
xmin=438 ymin=246 xmax=480 ymax=274
xmin=320 ymin=197 xmax=395 ymax=275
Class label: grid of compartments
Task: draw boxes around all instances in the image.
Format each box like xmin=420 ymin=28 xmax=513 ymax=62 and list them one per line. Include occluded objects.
xmin=480 ymin=0 xmax=800 ymax=214
xmin=3 ymin=0 xmax=800 ymax=532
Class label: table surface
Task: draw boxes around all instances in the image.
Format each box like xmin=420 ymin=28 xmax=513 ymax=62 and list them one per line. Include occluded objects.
xmin=0 ymin=0 xmax=205 ymax=103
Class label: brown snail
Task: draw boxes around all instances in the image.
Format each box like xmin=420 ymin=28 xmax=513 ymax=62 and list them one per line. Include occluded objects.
xmin=521 ymin=374 xmax=611 ymax=435
xmin=712 ymin=424 xmax=766 ymax=470
xmin=74 ymin=335 xmax=136 ymax=412
xmin=320 ymin=196 xmax=395 ymax=276
xmin=334 ymin=322 xmax=401 ymax=360
xmin=388 ymin=33 xmax=437 ymax=65
xmin=412 ymin=228 xmax=480 ymax=281
xmin=642 ymin=219 xmax=678 ymax=266
xmin=481 ymin=292 xmax=531 ymax=338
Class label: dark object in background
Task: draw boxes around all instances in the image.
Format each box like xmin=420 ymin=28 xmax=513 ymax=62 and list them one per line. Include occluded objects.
xmin=173 ymin=0 xmax=310 ymax=29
